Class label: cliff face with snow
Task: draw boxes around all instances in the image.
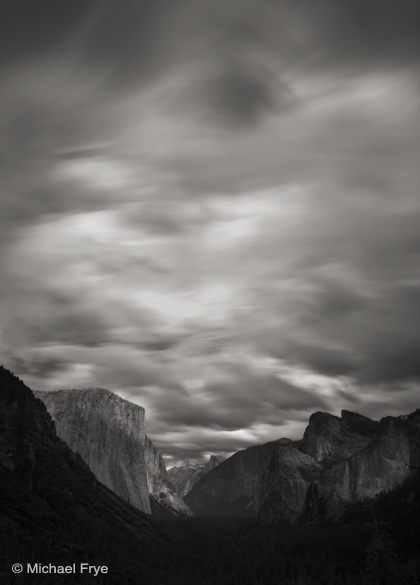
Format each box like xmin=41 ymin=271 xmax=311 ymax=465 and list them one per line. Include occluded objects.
xmin=36 ymin=388 xmax=191 ymax=516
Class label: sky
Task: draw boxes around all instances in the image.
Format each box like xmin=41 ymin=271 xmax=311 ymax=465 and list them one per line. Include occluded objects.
xmin=1 ymin=0 xmax=420 ymax=462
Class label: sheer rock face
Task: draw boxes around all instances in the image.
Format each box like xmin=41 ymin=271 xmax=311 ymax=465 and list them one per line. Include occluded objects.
xmin=36 ymin=388 xmax=191 ymax=516
xmin=259 ymin=410 xmax=420 ymax=524
xmin=185 ymin=439 xmax=291 ymax=516
xmin=144 ymin=435 xmax=192 ymax=516
xmin=258 ymin=447 xmax=322 ymax=524
xmin=323 ymin=415 xmax=414 ymax=504
xmin=0 ymin=367 xmax=162 ymax=564
xmin=144 ymin=434 xmax=168 ymax=494
xmin=301 ymin=410 xmax=378 ymax=463
xmin=168 ymin=455 xmax=225 ymax=496
xmin=36 ymin=388 xmax=152 ymax=514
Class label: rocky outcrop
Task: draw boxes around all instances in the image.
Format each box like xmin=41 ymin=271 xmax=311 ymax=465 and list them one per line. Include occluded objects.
xmin=168 ymin=455 xmax=224 ymax=496
xmin=258 ymin=447 xmax=322 ymax=523
xmin=0 ymin=366 xmax=162 ymax=575
xmin=259 ymin=410 xmax=420 ymax=524
xmin=203 ymin=455 xmax=225 ymax=475
xmin=36 ymin=388 xmax=191 ymax=517
xmin=321 ymin=414 xmax=414 ymax=506
xmin=185 ymin=439 xmax=291 ymax=516
xmin=301 ymin=410 xmax=378 ymax=463
xmin=144 ymin=435 xmax=192 ymax=517
xmin=168 ymin=461 xmax=203 ymax=497
xmin=145 ymin=434 xmax=169 ymax=494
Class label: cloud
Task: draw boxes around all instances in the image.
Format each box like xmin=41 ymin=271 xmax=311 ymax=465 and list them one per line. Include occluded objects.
xmin=1 ymin=0 xmax=420 ymax=459
xmin=295 ymin=0 xmax=420 ymax=70
xmin=0 ymin=1 xmax=95 ymax=65
xmin=194 ymin=65 xmax=287 ymax=128
xmin=150 ymin=420 xmax=308 ymax=460
xmin=152 ymin=374 xmax=327 ymax=431
xmin=8 ymin=355 xmax=70 ymax=380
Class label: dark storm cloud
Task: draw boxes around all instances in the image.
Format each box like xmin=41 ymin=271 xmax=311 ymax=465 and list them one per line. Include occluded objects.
xmin=39 ymin=308 xmax=108 ymax=348
xmin=141 ymin=340 xmax=180 ymax=352
xmin=299 ymin=281 xmax=367 ymax=324
xmin=0 ymin=88 xmax=113 ymax=247
xmin=355 ymin=285 xmax=420 ymax=384
xmin=0 ymin=0 xmax=188 ymax=83
xmin=198 ymin=66 xmax=282 ymax=128
xmin=259 ymin=276 xmax=420 ymax=385
xmin=296 ymin=0 xmax=420 ymax=69
xmin=77 ymin=0 xmax=193 ymax=88
xmin=3 ymin=0 xmax=419 ymax=85
xmin=0 ymin=0 xmax=95 ymax=64
xmin=285 ymin=344 xmax=359 ymax=378
xmin=336 ymin=390 xmax=361 ymax=405
xmin=8 ymin=355 xmax=70 ymax=380
xmin=154 ymin=375 xmax=327 ymax=431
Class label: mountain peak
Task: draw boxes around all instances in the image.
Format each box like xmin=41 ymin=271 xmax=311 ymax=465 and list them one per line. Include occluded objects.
xmin=207 ymin=455 xmax=223 ymax=465
xmin=340 ymin=409 xmax=378 ymax=435
xmin=303 ymin=409 xmax=378 ymax=463
xmin=36 ymin=387 xmax=145 ymax=412
xmin=168 ymin=454 xmax=225 ymax=497
xmin=307 ymin=411 xmax=340 ymax=427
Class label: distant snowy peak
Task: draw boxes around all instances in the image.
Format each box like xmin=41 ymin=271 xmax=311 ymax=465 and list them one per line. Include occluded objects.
xmin=168 ymin=455 xmax=225 ymax=496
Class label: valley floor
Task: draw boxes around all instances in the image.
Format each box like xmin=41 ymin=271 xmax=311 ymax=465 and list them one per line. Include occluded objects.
xmin=137 ymin=471 xmax=420 ymax=585
xmin=5 ymin=472 xmax=420 ymax=585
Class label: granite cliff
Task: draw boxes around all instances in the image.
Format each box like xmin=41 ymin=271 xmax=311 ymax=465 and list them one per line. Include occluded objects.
xmin=36 ymin=388 xmax=191 ymax=517
xmin=259 ymin=410 xmax=420 ymax=523
xmin=168 ymin=455 xmax=224 ymax=496
xmin=35 ymin=388 xmax=151 ymax=513
xmin=301 ymin=410 xmax=378 ymax=463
